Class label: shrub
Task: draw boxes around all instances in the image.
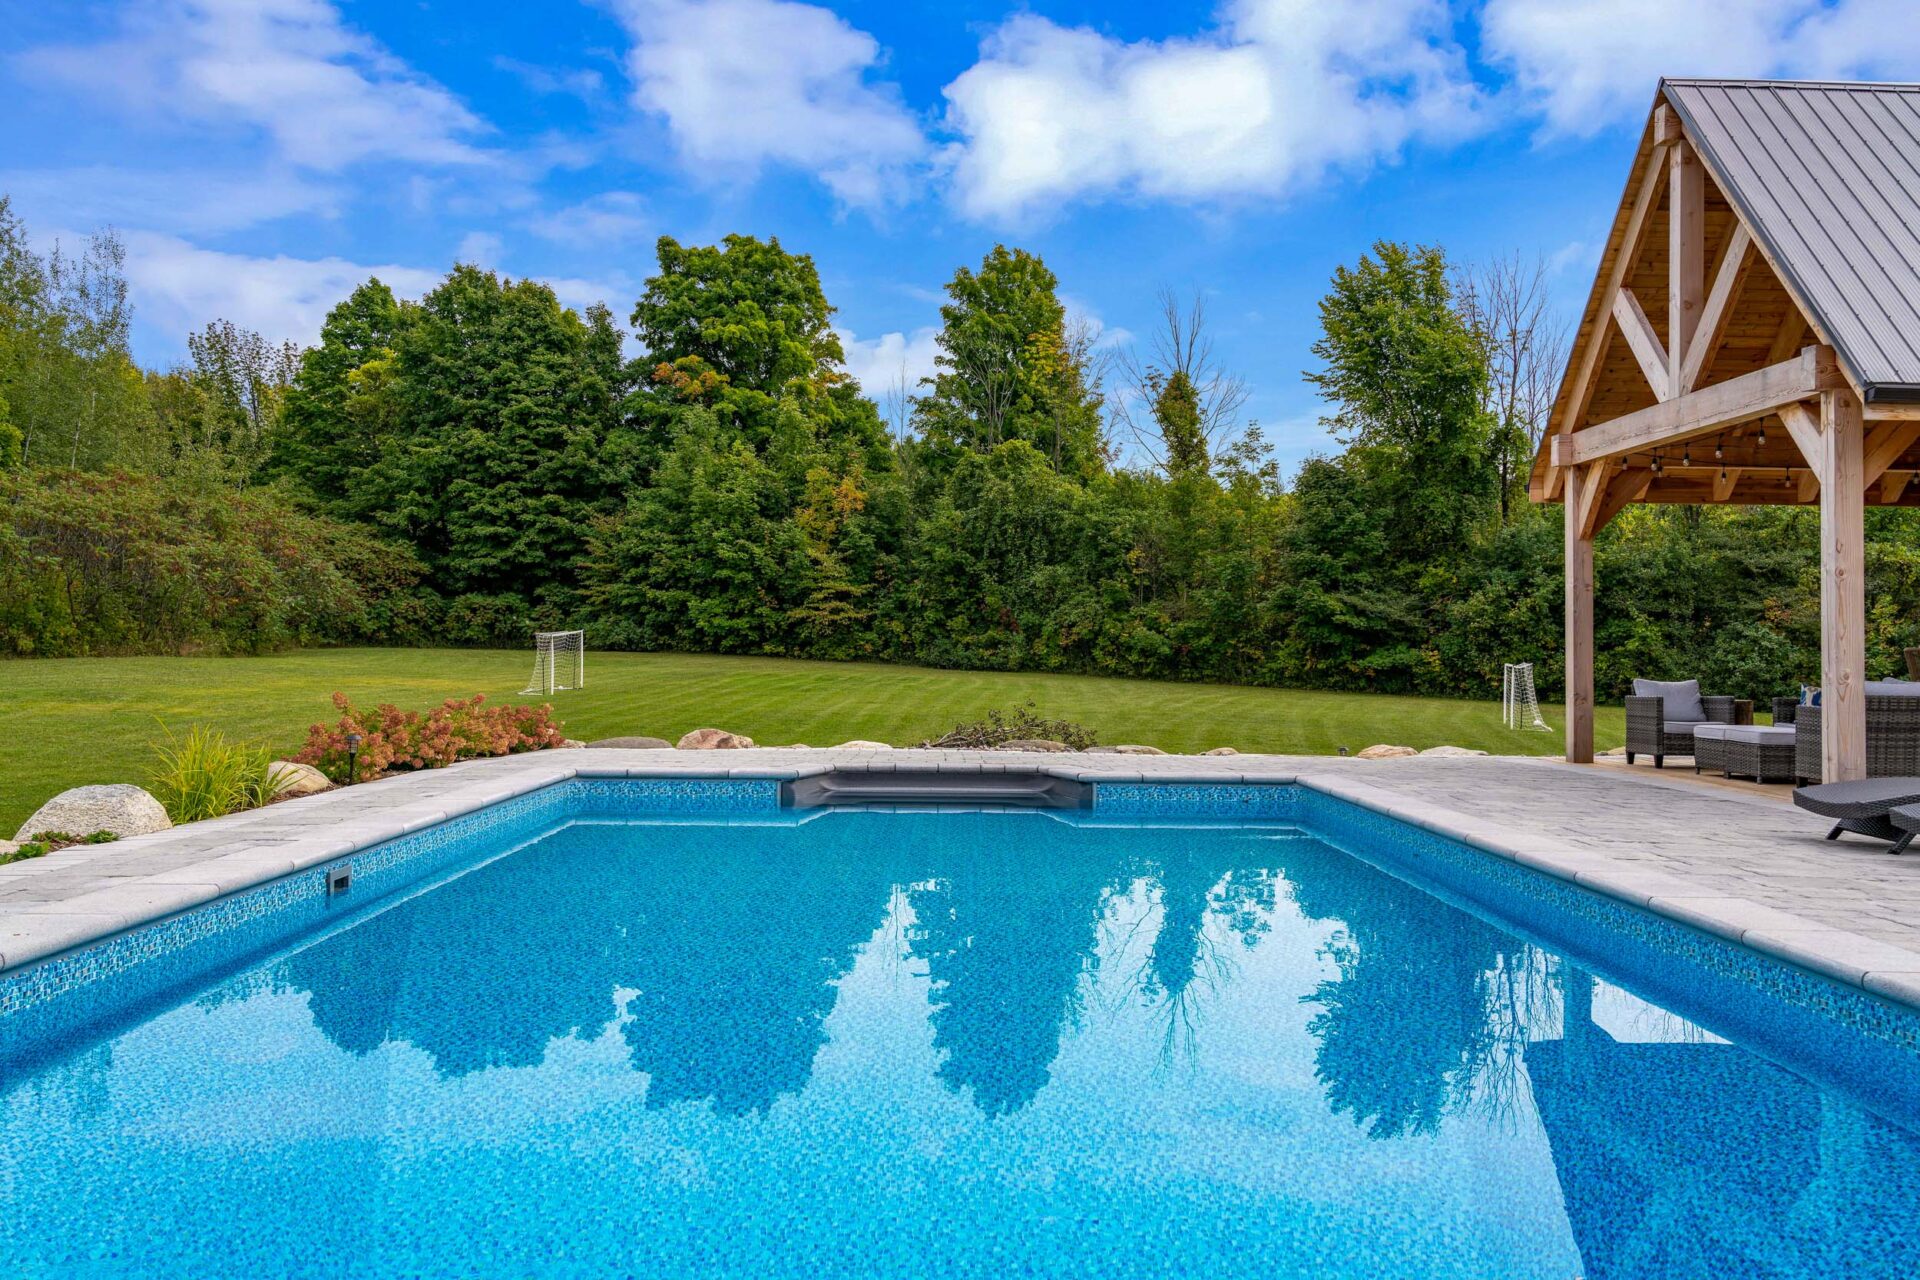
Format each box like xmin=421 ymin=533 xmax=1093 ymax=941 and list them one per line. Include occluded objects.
xmin=0 ymin=467 xmax=435 ymax=657
xmin=8 ymin=830 xmax=118 ymax=862
xmin=918 ymin=701 xmax=1099 ymax=750
xmin=149 ymin=725 xmax=288 ymax=823
xmin=294 ymin=692 xmax=566 ymax=783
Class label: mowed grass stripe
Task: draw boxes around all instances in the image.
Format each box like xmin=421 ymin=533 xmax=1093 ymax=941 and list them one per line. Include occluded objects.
xmin=0 ymin=649 xmax=1622 ymax=834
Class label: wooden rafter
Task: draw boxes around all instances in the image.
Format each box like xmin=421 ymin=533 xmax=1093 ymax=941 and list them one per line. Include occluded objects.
xmin=1884 ymin=471 xmax=1914 ymax=503
xmin=1546 ymin=130 xmax=1672 ymax=461
xmin=1611 ymin=287 xmax=1671 ymax=401
xmin=1575 ymin=461 xmax=1610 ymax=537
xmin=1712 ymin=467 xmax=1742 ymax=501
xmin=1766 ymin=309 xmax=1808 ymax=365
xmin=1551 ymin=346 xmax=1843 ymax=468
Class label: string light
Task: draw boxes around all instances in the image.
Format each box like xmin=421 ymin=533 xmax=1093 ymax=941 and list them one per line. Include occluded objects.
xmin=1758 ymin=425 xmax=1768 ymax=447
xmin=1682 ymin=445 xmax=1692 ymax=466
xmin=1715 ymin=441 xmax=1725 ymax=461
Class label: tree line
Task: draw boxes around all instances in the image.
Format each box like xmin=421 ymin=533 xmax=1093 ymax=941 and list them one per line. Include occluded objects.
xmin=6 ymin=193 xmax=1920 ymax=702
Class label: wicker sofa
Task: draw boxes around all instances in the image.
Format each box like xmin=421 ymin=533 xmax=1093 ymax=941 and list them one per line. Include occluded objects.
xmin=1792 ymin=689 xmax=1920 ymax=784
xmin=1625 ymin=683 xmax=1739 ymax=767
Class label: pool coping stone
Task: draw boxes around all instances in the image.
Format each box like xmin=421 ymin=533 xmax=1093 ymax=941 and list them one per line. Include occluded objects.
xmin=2 ymin=749 xmax=1918 ymax=1020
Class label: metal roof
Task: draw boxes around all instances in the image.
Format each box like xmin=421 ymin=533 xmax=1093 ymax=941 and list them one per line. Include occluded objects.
xmin=1664 ymin=78 xmax=1920 ymax=404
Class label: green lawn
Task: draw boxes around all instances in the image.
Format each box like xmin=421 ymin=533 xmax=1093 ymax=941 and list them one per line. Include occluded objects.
xmin=0 ymin=649 xmax=1623 ymax=834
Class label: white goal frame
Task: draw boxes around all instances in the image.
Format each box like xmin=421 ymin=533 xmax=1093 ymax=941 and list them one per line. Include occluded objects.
xmin=1501 ymin=662 xmax=1550 ymax=732
xmin=522 ymin=630 xmax=585 ymax=696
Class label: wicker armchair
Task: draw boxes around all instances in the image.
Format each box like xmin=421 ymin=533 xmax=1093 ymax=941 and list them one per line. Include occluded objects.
xmin=1771 ymin=697 xmax=1799 ymax=726
xmin=1793 ymin=694 xmax=1920 ymax=784
xmin=1626 ymin=694 xmax=1738 ymax=767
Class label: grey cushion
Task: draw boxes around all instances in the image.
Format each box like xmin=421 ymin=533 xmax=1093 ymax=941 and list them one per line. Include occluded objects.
xmin=1633 ymin=678 xmax=1706 ymax=723
xmin=1866 ymin=680 xmax=1920 ymax=697
xmin=1692 ymin=723 xmax=1732 ymax=741
xmin=1665 ymin=720 xmax=1704 ymax=735
xmin=1722 ymin=725 xmax=1794 ymax=744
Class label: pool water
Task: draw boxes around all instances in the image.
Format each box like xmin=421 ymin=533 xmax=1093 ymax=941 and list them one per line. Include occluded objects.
xmin=4 ymin=806 xmax=1920 ymax=1277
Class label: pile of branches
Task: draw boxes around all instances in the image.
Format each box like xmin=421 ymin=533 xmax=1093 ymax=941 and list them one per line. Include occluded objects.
xmin=918 ymin=702 xmax=1099 ymax=751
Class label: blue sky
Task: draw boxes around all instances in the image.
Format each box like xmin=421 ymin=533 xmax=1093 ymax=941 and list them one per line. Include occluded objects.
xmin=3 ymin=0 xmax=1914 ymax=470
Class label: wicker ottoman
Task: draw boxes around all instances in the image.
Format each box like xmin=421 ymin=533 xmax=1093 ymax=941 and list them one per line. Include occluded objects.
xmin=1694 ymin=723 xmax=1796 ymax=783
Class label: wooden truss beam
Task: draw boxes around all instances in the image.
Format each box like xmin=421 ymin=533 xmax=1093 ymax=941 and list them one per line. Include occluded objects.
xmin=1552 ymin=346 xmax=1844 ymax=469
xmin=1779 ymin=401 xmax=1826 ymax=482
xmin=1864 ymin=422 xmax=1920 ymax=486
xmin=1612 ymin=288 xmax=1671 ymax=401
xmin=1678 ymin=224 xmax=1753 ymax=395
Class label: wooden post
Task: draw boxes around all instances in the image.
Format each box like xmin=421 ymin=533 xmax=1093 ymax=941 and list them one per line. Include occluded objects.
xmin=1820 ymin=387 xmax=1867 ymax=782
xmin=1669 ymin=138 xmax=1705 ymax=392
xmin=1565 ymin=465 xmax=1595 ymax=764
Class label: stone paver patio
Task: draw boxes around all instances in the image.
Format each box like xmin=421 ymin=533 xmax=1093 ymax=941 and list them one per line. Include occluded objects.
xmin=5 ymin=749 xmax=1920 ymax=1011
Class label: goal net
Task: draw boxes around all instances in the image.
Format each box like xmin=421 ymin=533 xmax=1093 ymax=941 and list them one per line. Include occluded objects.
xmin=1501 ymin=662 xmax=1550 ymax=732
xmin=522 ymin=630 xmax=585 ymax=696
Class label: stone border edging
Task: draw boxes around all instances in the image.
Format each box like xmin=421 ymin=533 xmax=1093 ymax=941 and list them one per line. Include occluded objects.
xmin=2 ymin=753 xmax=1917 ymax=1017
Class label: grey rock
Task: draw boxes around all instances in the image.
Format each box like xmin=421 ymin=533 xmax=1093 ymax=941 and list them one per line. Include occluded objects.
xmin=1417 ymin=745 xmax=1490 ymax=758
xmin=999 ymin=739 xmax=1069 ymax=752
xmin=831 ymin=740 xmax=893 ymax=750
xmin=14 ymin=784 xmax=171 ymax=842
xmin=1204 ymin=747 xmax=1240 ymax=757
xmin=557 ymin=739 xmax=587 ymax=750
xmin=1355 ymin=744 xmax=1418 ymax=760
xmin=268 ymin=761 xmax=330 ymax=797
xmin=676 ymin=728 xmax=756 ymax=750
xmin=1111 ymin=744 xmax=1167 ymax=755
xmin=587 ymin=736 xmax=673 ymax=750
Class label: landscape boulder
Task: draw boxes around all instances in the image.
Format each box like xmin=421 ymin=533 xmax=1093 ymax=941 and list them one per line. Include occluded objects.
xmin=557 ymin=739 xmax=586 ymax=750
xmin=1111 ymin=744 xmax=1167 ymax=755
xmin=1204 ymin=747 xmax=1240 ymax=756
xmin=14 ymin=784 xmax=171 ymax=842
xmin=1000 ymin=739 xmax=1068 ymax=752
xmin=268 ymin=761 xmax=330 ymax=798
xmin=587 ymin=736 xmax=673 ymax=750
xmin=676 ymin=728 xmax=755 ymax=750
xmin=831 ymin=740 xmax=892 ymax=750
xmin=1417 ymin=745 xmax=1489 ymax=758
xmin=1355 ymin=744 xmax=1417 ymax=760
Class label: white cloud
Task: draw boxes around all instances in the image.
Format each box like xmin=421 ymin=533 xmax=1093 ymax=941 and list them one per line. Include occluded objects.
xmin=607 ymin=0 xmax=927 ymax=206
xmin=836 ymin=326 xmax=941 ymax=396
xmin=529 ymin=192 xmax=652 ymax=249
xmin=0 ymin=166 xmax=339 ymax=235
xmin=456 ymin=231 xmax=505 ymax=267
xmin=120 ymin=231 xmax=442 ymax=352
xmin=1481 ymin=0 xmax=1920 ymax=137
xmin=493 ymin=56 xmax=606 ymax=101
xmin=119 ymin=232 xmax=638 ymax=356
xmin=20 ymin=0 xmax=489 ymax=171
xmin=940 ymin=0 xmax=1481 ymax=220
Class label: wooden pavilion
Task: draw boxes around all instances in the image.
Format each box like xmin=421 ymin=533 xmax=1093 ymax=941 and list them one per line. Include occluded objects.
xmin=1532 ymin=79 xmax=1920 ymax=783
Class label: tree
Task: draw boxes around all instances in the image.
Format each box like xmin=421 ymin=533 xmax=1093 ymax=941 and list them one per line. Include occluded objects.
xmin=1454 ymin=254 xmax=1566 ymax=522
xmin=268 ymin=279 xmax=411 ymax=506
xmin=1112 ymin=289 xmax=1250 ymax=475
xmin=914 ymin=246 xmax=1106 ymax=479
xmin=1307 ymin=241 xmax=1496 ymax=563
xmin=345 ymin=266 xmax=631 ymax=602
xmin=627 ymin=234 xmax=886 ymax=458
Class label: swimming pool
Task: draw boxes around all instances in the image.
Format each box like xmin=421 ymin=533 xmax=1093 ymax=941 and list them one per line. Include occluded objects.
xmin=3 ymin=778 xmax=1918 ymax=1277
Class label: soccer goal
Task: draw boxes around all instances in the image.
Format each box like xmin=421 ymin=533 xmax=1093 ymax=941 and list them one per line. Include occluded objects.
xmin=522 ymin=630 xmax=585 ymax=696
xmin=1501 ymin=662 xmax=1550 ymax=732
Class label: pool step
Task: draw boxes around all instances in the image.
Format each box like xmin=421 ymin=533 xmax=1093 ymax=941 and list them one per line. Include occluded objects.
xmin=782 ymin=769 xmax=1092 ymax=810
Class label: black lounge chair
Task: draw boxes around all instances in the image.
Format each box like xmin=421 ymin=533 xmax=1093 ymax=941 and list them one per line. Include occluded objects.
xmin=1791 ymin=777 xmax=1920 ymax=853
xmin=1894 ymin=804 xmax=1920 ymax=854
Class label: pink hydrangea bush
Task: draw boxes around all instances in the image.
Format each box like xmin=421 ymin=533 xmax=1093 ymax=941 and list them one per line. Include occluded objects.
xmin=295 ymin=692 xmax=566 ymax=782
